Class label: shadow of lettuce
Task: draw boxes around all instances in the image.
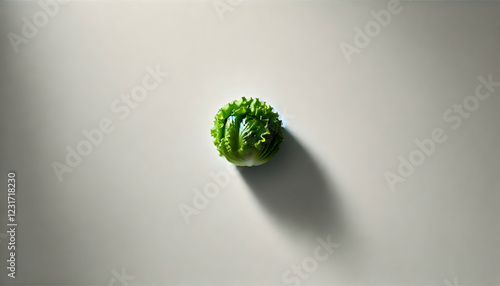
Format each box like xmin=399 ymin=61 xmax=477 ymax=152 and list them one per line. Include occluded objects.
xmin=238 ymin=129 xmax=348 ymax=243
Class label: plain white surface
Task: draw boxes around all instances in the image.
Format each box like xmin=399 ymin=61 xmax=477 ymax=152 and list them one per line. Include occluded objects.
xmin=0 ymin=1 xmax=499 ymax=285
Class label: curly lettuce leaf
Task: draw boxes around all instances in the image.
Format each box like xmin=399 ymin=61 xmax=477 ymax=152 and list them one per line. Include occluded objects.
xmin=210 ymin=97 xmax=284 ymax=166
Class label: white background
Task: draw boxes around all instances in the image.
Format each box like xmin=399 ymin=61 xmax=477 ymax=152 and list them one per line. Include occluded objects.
xmin=0 ymin=1 xmax=499 ymax=285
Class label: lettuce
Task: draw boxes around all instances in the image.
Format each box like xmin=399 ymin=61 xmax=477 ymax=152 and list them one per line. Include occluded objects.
xmin=210 ymin=97 xmax=284 ymax=166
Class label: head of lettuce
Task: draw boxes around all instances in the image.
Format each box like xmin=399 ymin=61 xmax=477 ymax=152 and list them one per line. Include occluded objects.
xmin=210 ymin=97 xmax=284 ymax=167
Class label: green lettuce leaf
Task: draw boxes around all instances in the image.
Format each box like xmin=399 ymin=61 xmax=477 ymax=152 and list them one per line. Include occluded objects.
xmin=210 ymin=97 xmax=284 ymax=166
